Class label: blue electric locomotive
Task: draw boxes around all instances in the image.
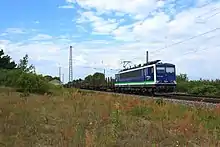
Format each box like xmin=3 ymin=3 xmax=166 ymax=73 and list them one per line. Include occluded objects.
xmin=114 ymin=60 xmax=176 ymax=93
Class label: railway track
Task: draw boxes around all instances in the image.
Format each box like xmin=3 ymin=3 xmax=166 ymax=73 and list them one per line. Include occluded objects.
xmin=79 ymin=88 xmax=220 ymax=104
xmin=154 ymin=93 xmax=220 ymax=104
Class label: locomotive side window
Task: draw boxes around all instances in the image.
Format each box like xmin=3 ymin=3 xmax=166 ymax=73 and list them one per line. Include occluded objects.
xmin=120 ymin=69 xmax=142 ymax=79
xmin=166 ymin=67 xmax=175 ymax=73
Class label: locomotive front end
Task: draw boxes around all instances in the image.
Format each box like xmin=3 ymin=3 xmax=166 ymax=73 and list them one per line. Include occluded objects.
xmin=155 ymin=63 xmax=176 ymax=92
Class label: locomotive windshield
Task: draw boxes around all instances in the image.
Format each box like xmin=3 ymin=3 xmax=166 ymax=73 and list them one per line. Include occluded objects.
xmin=166 ymin=67 xmax=175 ymax=73
xmin=156 ymin=67 xmax=165 ymax=74
xmin=156 ymin=65 xmax=175 ymax=74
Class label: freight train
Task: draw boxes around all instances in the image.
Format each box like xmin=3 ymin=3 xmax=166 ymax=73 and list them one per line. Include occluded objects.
xmin=67 ymin=60 xmax=177 ymax=95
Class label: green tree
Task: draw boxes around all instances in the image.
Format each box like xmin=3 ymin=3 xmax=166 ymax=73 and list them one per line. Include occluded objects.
xmin=17 ymin=54 xmax=35 ymax=73
xmin=44 ymin=75 xmax=53 ymax=81
xmin=44 ymin=75 xmax=60 ymax=82
xmin=53 ymin=76 xmax=60 ymax=81
xmin=176 ymin=73 xmax=188 ymax=82
xmin=0 ymin=49 xmax=17 ymax=69
xmin=93 ymin=72 xmax=105 ymax=87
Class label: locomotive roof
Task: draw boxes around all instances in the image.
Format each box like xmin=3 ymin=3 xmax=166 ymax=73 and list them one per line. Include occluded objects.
xmin=118 ymin=60 xmax=175 ymax=73
xmin=157 ymin=63 xmax=175 ymax=66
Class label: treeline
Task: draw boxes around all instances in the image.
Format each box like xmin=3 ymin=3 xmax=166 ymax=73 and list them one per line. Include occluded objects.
xmin=65 ymin=72 xmax=115 ymax=90
xmin=176 ymin=74 xmax=220 ymax=96
xmin=0 ymin=49 xmax=61 ymax=94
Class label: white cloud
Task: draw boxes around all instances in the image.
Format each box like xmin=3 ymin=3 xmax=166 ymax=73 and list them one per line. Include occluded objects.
xmin=0 ymin=40 xmax=10 ymax=45
xmin=29 ymin=34 xmax=53 ymax=41
xmin=68 ymin=0 xmax=160 ymax=16
xmin=5 ymin=28 xmax=25 ymax=34
xmin=0 ymin=40 xmax=11 ymax=52
xmin=0 ymin=33 xmax=7 ymax=36
xmin=77 ymin=11 xmax=119 ymax=34
xmin=58 ymin=5 xmax=74 ymax=9
xmin=34 ymin=21 xmax=40 ymax=24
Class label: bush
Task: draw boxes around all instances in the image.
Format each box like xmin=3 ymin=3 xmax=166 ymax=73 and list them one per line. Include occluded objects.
xmin=0 ymin=69 xmax=22 ymax=86
xmin=16 ymin=72 xmax=50 ymax=94
xmin=0 ymin=69 xmax=54 ymax=94
xmin=0 ymin=69 xmax=7 ymax=85
xmin=176 ymin=81 xmax=189 ymax=93
xmin=4 ymin=70 xmax=23 ymax=87
xmin=188 ymin=85 xmax=218 ymax=96
xmin=176 ymin=74 xmax=220 ymax=96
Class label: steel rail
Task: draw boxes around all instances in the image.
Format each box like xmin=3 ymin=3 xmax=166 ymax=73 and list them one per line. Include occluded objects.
xmin=78 ymin=88 xmax=220 ymax=104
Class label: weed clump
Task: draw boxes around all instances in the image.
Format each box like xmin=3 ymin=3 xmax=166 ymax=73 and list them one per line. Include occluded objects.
xmin=155 ymin=98 xmax=166 ymax=106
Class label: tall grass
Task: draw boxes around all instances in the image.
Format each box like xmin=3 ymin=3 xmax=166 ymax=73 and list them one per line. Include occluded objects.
xmin=0 ymin=89 xmax=219 ymax=146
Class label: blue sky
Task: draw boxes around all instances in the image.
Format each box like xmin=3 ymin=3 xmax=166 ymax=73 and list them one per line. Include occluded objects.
xmin=0 ymin=0 xmax=220 ymax=83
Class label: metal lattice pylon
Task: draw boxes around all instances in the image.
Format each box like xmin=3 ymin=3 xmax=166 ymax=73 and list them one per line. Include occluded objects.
xmin=69 ymin=46 xmax=73 ymax=82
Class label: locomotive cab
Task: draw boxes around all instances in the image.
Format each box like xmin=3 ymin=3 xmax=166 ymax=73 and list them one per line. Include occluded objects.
xmin=155 ymin=63 xmax=176 ymax=92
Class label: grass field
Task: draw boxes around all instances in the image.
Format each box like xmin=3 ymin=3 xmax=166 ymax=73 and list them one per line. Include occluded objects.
xmin=0 ymin=88 xmax=220 ymax=147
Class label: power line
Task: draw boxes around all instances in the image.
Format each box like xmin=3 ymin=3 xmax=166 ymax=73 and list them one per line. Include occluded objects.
xmin=78 ymin=65 xmax=121 ymax=71
xmin=197 ymin=1 xmax=213 ymax=8
xmin=165 ymin=44 xmax=220 ymax=63
xmin=203 ymin=11 xmax=220 ymax=20
xmin=151 ymin=27 xmax=220 ymax=54
xmin=183 ymin=44 xmax=220 ymax=56
xmin=125 ymin=27 xmax=220 ymax=63
xmin=196 ymin=7 xmax=220 ymax=18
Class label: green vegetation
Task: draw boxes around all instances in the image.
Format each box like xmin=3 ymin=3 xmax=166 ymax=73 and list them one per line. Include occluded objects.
xmin=66 ymin=72 xmax=114 ymax=89
xmin=176 ymin=74 xmax=220 ymax=96
xmin=0 ymin=89 xmax=219 ymax=146
xmin=0 ymin=49 xmax=62 ymax=95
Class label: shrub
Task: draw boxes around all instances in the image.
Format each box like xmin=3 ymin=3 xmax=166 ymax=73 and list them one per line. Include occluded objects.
xmin=188 ymin=85 xmax=218 ymax=96
xmin=0 ymin=69 xmax=52 ymax=94
xmin=0 ymin=69 xmax=23 ymax=86
xmin=176 ymin=74 xmax=220 ymax=96
xmin=0 ymin=69 xmax=7 ymax=85
xmin=16 ymin=72 xmax=50 ymax=94
xmin=4 ymin=69 xmax=23 ymax=87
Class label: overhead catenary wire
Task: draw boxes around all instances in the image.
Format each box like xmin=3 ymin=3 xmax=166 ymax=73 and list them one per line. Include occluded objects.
xmin=195 ymin=6 xmax=220 ymax=19
xmin=202 ymin=11 xmax=220 ymax=20
xmin=127 ymin=27 xmax=220 ymax=63
xmin=165 ymin=43 xmax=220 ymax=63
xmin=76 ymin=65 xmax=121 ymax=71
xmin=151 ymin=27 xmax=220 ymax=54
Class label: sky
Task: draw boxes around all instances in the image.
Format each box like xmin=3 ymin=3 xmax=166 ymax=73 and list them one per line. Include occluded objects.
xmin=0 ymin=0 xmax=220 ymax=83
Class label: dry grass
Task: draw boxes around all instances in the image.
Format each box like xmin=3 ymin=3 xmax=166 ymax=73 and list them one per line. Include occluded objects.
xmin=0 ymin=88 xmax=220 ymax=147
